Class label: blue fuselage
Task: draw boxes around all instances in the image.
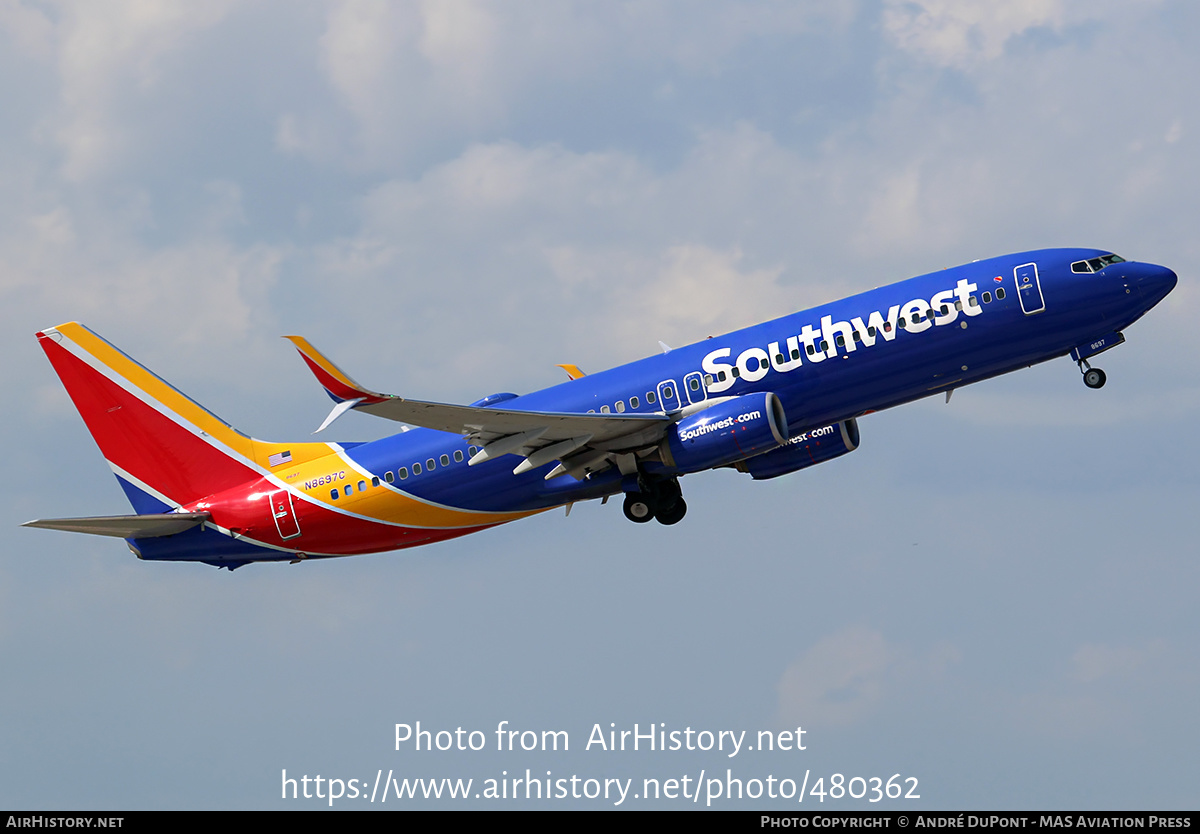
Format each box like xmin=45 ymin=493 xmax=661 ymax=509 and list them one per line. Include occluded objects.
xmin=340 ymin=248 xmax=1177 ymax=512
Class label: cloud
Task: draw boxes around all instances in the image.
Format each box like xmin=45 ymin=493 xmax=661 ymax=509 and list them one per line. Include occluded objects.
xmin=303 ymin=133 xmax=836 ymax=390
xmin=311 ymin=2 xmax=858 ymax=170
xmin=1070 ymin=641 xmax=1165 ymax=684
xmin=776 ymin=626 xmax=892 ymax=727
xmin=50 ymin=1 xmax=235 ymax=180
xmin=2 ymin=196 xmax=284 ymax=384
xmin=0 ymin=0 xmax=55 ymax=60
xmin=882 ymin=0 xmax=1068 ymax=68
xmin=546 ymin=243 xmax=791 ymax=346
xmin=1010 ymin=640 xmax=1184 ymax=740
xmin=776 ymin=626 xmax=964 ymax=729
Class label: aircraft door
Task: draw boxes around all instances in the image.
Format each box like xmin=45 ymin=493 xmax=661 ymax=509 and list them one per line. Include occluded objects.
xmin=1015 ymin=263 xmax=1046 ymax=315
xmin=269 ymin=489 xmax=302 ymax=540
xmin=683 ymin=371 xmax=707 ymax=406
xmin=657 ymin=379 xmax=681 ymax=412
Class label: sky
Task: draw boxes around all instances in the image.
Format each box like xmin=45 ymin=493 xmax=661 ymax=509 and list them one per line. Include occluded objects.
xmin=2 ymin=0 xmax=1198 ymax=811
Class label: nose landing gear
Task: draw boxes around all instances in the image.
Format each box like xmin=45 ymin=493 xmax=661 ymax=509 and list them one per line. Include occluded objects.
xmin=1071 ymin=332 xmax=1124 ymax=389
xmin=621 ymin=476 xmax=688 ymax=525
xmin=1078 ymin=358 xmax=1107 ymax=389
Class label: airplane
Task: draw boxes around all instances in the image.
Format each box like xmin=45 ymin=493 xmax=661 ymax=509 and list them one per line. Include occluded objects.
xmin=24 ymin=247 xmax=1176 ymax=570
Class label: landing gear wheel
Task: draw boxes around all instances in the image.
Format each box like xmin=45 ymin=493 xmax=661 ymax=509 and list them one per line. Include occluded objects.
xmin=1083 ymin=368 xmax=1107 ymax=389
xmin=623 ymin=492 xmax=656 ymax=523
xmin=655 ymin=497 xmax=687 ymax=525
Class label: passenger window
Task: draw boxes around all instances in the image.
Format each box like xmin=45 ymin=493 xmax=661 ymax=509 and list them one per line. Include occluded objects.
xmin=616 ymin=400 xmax=626 ymax=412
xmin=600 ymin=405 xmax=610 ymax=413
xmin=412 ymin=462 xmax=422 ymax=475
xmin=358 ymin=480 xmax=366 ymax=492
xmin=385 ymin=471 xmax=394 ymax=483
xmin=883 ymin=322 xmax=892 ymax=332
xmin=955 ymin=300 xmax=962 ymax=311
xmin=631 ymin=395 xmax=640 ymax=408
xmin=791 ymin=349 xmax=800 ymax=360
xmin=806 ymin=345 xmax=815 ymax=355
xmin=454 ymin=450 xmax=463 ymax=462
xmin=647 ymin=391 xmax=657 ymax=404
xmin=775 ymin=353 xmax=784 ymax=364
xmin=983 ymin=292 xmax=992 ymax=303
xmin=468 ymin=446 xmax=478 ymax=455
xmin=689 ymin=378 xmax=700 ymax=391
xmin=835 ymin=335 xmax=845 ymax=347
xmin=996 ymin=288 xmax=1006 ymax=299
xmin=731 ymin=368 xmax=741 ymax=378
xmin=399 ymin=467 xmax=409 ymax=479
xmin=440 ymin=454 xmax=449 ymax=466
xmin=969 ymin=296 xmax=978 ymax=307
xmin=867 ymin=326 xmax=876 ymax=337
xmin=331 ymin=488 xmax=339 ymax=500
xmin=852 ymin=332 xmax=861 ymax=342
xmin=345 ymin=483 xmax=353 ymax=495
xmin=371 ymin=476 xmax=380 ymax=487
xmin=820 ymin=340 xmax=829 ymax=351
xmin=898 ymin=317 xmax=907 ymax=328
xmin=663 ymin=386 xmax=674 ymax=398
xmin=426 ymin=458 xmax=435 ymax=470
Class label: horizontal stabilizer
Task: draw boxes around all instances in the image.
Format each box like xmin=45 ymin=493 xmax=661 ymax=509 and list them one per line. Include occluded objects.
xmin=23 ymin=512 xmax=211 ymax=539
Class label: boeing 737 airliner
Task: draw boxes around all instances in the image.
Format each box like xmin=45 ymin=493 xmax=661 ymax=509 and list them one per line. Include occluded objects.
xmin=25 ymin=248 xmax=1176 ymax=569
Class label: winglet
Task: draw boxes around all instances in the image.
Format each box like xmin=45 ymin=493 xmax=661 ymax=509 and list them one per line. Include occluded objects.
xmin=555 ymin=363 xmax=586 ymax=381
xmin=284 ymin=336 xmax=390 ymax=432
xmin=284 ymin=336 xmax=389 ymax=405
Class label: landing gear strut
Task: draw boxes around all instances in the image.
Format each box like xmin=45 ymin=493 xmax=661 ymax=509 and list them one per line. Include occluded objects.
xmin=1077 ymin=358 xmax=1107 ymax=389
xmin=621 ymin=476 xmax=687 ymax=526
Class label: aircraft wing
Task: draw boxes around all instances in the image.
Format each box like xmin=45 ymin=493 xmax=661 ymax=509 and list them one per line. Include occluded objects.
xmin=286 ymin=336 xmax=674 ymax=479
xmin=23 ymin=512 xmax=212 ymax=539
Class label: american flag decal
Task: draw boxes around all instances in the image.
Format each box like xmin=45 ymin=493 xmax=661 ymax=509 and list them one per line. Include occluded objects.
xmin=269 ymin=450 xmax=293 ymax=467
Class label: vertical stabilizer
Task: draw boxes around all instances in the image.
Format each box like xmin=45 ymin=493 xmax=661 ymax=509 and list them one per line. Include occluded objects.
xmin=36 ymin=323 xmax=323 ymax=512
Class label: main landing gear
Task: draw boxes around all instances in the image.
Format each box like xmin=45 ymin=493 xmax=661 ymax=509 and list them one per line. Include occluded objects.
xmin=1077 ymin=358 xmax=1107 ymax=389
xmin=622 ymin=477 xmax=688 ymax=526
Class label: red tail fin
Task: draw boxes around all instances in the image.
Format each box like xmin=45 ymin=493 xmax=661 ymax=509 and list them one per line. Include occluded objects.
xmin=37 ymin=323 xmax=327 ymax=510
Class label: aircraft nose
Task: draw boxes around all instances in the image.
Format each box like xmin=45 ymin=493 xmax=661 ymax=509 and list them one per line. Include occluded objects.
xmin=1137 ymin=263 xmax=1177 ymax=308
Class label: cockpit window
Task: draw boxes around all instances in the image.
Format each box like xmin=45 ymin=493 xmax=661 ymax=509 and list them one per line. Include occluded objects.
xmin=1072 ymin=253 xmax=1125 ymax=273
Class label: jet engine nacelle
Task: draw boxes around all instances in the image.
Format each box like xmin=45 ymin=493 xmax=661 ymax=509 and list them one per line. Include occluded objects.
xmin=657 ymin=392 xmax=788 ymax=474
xmin=735 ymin=418 xmax=860 ymax=480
